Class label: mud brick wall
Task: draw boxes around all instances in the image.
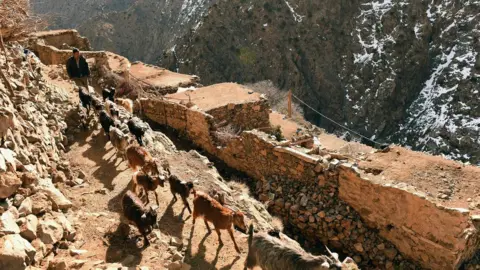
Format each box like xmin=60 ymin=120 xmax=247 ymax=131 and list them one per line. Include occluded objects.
xmin=207 ymin=99 xmax=270 ymax=131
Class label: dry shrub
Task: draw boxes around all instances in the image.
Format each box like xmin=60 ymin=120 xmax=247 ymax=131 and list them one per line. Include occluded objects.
xmin=0 ymin=0 xmax=47 ymax=41
xmin=212 ymin=123 xmax=242 ymax=147
xmin=270 ymin=125 xmax=284 ymax=141
xmin=246 ymin=80 xmax=304 ymax=122
xmin=271 ymin=216 xmax=284 ymax=232
xmin=99 ymin=69 xmax=145 ymax=100
xmin=227 ymin=180 xmax=250 ymax=196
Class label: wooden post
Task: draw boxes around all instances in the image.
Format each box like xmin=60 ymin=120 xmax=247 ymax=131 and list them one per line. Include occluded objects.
xmin=287 ymin=90 xmax=292 ymax=118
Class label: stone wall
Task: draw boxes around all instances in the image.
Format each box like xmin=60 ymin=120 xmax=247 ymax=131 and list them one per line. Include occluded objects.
xmin=206 ymin=100 xmax=270 ymax=131
xmin=32 ymin=42 xmax=107 ymax=66
xmin=31 ymin=30 xmax=90 ymax=50
xmin=141 ymin=98 xmax=479 ymax=269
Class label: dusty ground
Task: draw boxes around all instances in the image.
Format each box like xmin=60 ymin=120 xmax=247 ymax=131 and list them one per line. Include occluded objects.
xmin=359 ymin=146 xmax=480 ymax=213
xmin=166 ymin=83 xmax=262 ymax=112
xmin=43 ymin=65 xmax=252 ymax=269
xmin=55 ymin=128 xmax=252 ymax=270
xmin=129 ymin=62 xmax=196 ymax=89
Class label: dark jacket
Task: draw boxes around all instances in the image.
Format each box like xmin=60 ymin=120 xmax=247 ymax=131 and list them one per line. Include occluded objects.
xmin=66 ymin=55 xmax=90 ymax=78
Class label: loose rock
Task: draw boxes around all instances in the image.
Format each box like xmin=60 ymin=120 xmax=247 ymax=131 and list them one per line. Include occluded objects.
xmin=38 ymin=217 xmax=64 ymax=245
xmin=19 ymin=214 xmax=38 ymax=241
xmin=0 ymin=234 xmax=36 ymax=269
xmin=0 ymin=210 xmax=20 ymax=236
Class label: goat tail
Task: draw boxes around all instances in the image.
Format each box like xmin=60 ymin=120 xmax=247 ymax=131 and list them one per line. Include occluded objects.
xmin=248 ymin=223 xmax=254 ymax=248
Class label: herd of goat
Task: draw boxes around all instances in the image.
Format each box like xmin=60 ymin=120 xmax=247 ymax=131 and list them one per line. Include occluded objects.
xmin=76 ymin=86 xmax=354 ymax=270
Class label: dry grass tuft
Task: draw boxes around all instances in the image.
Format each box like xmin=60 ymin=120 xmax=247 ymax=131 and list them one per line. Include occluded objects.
xmin=246 ymin=80 xmax=304 ymax=122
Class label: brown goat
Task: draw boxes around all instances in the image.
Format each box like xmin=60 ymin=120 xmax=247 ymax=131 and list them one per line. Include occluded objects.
xmin=131 ymin=171 xmax=165 ymax=205
xmin=125 ymin=145 xmax=160 ymax=176
xmin=168 ymin=174 xmax=194 ymax=214
xmin=192 ymin=191 xmax=247 ymax=253
xmin=116 ymin=98 xmax=133 ymax=114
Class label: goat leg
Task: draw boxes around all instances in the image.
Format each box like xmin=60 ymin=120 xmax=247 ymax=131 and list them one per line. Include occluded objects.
xmin=154 ymin=191 xmax=159 ymax=205
xmin=171 ymin=193 xmax=178 ymax=202
xmin=215 ymin=228 xmax=223 ymax=246
xmin=228 ymin=227 xmax=241 ymax=253
xmin=182 ymin=197 xmax=192 ymax=214
xmin=204 ymin=220 xmax=211 ymax=233
xmin=142 ymin=232 xmax=150 ymax=247
xmin=136 ymin=135 xmax=143 ymax=146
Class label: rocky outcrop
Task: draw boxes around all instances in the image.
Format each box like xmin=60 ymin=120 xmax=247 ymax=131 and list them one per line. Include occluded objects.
xmin=0 ymin=39 xmax=86 ymax=268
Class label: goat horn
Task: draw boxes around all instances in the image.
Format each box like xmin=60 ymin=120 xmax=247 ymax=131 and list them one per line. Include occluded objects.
xmin=325 ymin=246 xmax=341 ymax=264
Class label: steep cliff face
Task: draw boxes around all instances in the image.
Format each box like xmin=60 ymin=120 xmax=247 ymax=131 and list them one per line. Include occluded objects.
xmin=165 ymin=0 xmax=480 ymax=164
xmin=31 ymin=0 xmax=216 ymax=63
xmin=32 ymin=0 xmax=480 ymax=164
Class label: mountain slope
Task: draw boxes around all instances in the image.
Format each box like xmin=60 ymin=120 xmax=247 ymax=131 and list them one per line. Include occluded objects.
xmin=32 ymin=0 xmax=216 ymax=63
xmin=164 ymin=0 xmax=480 ymax=164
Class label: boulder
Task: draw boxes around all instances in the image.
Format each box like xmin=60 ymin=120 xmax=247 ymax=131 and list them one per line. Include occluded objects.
xmin=47 ymin=258 xmax=68 ymax=270
xmin=13 ymin=193 xmax=25 ymax=207
xmin=0 ymin=234 xmax=36 ymax=269
xmin=0 ymin=148 xmax=17 ymax=172
xmin=18 ymin=197 xmax=33 ymax=216
xmin=37 ymin=178 xmax=72 ymax=210
xmin=38 ymin=217 xmax=64 ymax=245
xmin=30 ymin=192 xmax=52 ymax=215
xmin=51 ymin=212 xmax=76 ymax=241
xmin=0 ymin=172 xmax=21 ymax=199
xmin=52 ymin=171 xmax=67 ymax=183
xmin=0 ymin=210 xmax=20 ymax=236
xmin=20 ymin=214 xmax=38 ymax=241
xmin=31 ymin=238 xmax=46 ymax=263
xmin=21 ymin=172 xmax=37 ymax=188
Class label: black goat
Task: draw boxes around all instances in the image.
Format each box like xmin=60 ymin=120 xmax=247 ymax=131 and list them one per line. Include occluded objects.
xmin=127 ymin=118 xmax=146 ymax=146
xmin=78 ymin=87 xmax=92 ymax=115
xmin=91 ymin=95 xmax=104 ymax=115
xmin=168 ymin=174 xmax=194 ymax=214
xmin=99 ymin=110 xmax=115 ymax=140
xmin=121 ymin=190 xmax=158 ymax=247
xmin=102 ymin=87 xmax=115 ymax=102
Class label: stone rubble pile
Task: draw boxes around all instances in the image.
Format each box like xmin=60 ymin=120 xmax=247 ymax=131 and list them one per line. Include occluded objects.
xmin=256 ymin=160 xmax=419 ymax=270
xmin=0 ymin=43 xmax=85 ymax=269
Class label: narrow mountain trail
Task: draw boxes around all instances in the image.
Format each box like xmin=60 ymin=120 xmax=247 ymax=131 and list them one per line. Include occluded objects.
xmin=56 ymin=127 xmax=250 ymax=269
xmin=41 ymin=69 xmax=252 ymax=269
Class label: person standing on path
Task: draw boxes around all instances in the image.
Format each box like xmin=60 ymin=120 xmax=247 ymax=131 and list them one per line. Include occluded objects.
xmin=66 ymin=48 xmax=90 ymax=88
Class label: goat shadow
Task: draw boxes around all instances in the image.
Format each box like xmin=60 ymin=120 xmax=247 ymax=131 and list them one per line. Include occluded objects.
xmin=81 ymin=131 xmax=127 ymax=190
xmin=186 ymin=225 xmax=241 ymax=270
xmin=157 ymin=199 xmax=186 ymax=240
xmin=104 ymin=221 xmax=144 ymax=267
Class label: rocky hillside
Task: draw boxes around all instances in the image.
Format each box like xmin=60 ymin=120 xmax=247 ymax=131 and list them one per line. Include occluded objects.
xmin=32 ymin=0 xmax=480 ymax=165
xmin=31 ymin=0 xmax=216 ymax=64
xmin=165 ymin=0 xmax=480 ymax=165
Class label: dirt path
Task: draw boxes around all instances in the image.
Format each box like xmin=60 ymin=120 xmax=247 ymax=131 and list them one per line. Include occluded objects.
xmin=58 ymin=127 xmax=250 ymax=269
